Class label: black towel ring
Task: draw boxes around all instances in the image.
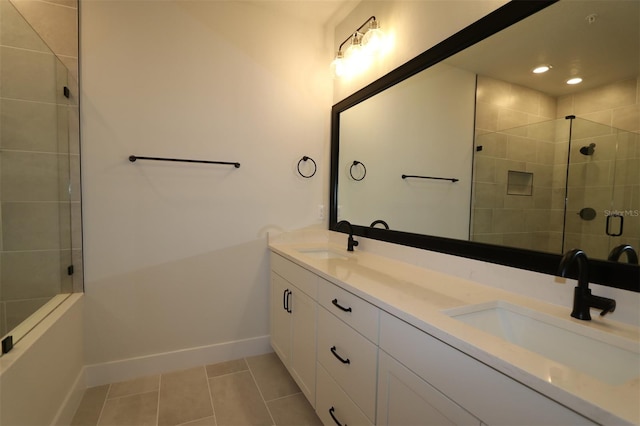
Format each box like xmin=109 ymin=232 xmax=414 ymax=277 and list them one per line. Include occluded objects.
xmin=297 ymin=156 xmax=317 ymax=178
xmin=350 ymin=161 xmax=366 ymax=181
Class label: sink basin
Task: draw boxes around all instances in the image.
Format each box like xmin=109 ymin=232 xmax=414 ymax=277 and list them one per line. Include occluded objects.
xmin=297 ymin=248 xmax=349 ymax=260
xmin=445 ymin=301 xmax=640 ymax=385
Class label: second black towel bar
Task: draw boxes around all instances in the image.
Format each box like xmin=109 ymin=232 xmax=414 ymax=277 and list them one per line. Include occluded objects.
xmin=402 ymin=174 xmax=458 ymax=182
xmin=129 ymin=155 xmax=240 ymax=168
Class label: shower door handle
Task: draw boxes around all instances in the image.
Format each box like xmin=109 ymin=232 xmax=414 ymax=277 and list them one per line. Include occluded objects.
xmin=606 ymin=214 xmax=624 ymax=237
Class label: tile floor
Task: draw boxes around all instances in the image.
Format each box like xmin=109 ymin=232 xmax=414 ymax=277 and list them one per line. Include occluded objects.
xmin=71 ymin=352 xmax=322 ymax=426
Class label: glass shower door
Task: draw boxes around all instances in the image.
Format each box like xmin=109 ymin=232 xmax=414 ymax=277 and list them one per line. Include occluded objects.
xmin=563 ymin=118 xmax=640 ymax=261
xmin=0 ymin=0 xmax=73 ymax=347
xmin=608 ymin=128 xmax=639 ymax=259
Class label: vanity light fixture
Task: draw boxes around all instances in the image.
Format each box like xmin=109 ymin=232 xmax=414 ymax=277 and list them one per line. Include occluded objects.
xmin=532 ymin=65 xmax=551 ymax=74
xmin=331 ymin=16 xmax=386 ymax=78
xmin=567 ymin=77 xmax=583 ymax=85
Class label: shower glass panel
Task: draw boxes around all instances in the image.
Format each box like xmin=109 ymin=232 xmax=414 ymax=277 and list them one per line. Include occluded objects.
xmin=0 ymin=0 xmax=74 ymax=349
xmin=565 ymin=119 xmax=640 ymax=259
xmin=472 ymin=117 xmax=639 ymax=261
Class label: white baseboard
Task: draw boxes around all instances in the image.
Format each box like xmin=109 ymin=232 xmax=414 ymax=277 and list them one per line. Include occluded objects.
xmin=84 ymin=335 xmax=272 ymax=387
xmin=53 ymin=367 xmax=87 ymax=426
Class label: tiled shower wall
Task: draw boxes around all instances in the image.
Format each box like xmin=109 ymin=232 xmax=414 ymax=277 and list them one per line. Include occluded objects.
xmin=473 ymin=75 xmax=639 ymax=258
xmin=472 ymin=75 xmax=560 ymax=252
xmin=0 ymin=0 xmax=80 ymax=335
xmin=558 ymin=78 xmax=640 ymax=258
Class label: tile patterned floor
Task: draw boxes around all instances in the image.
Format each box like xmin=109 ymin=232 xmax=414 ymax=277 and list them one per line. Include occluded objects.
xmin=71 ymin=352 xmax=322 ymax=426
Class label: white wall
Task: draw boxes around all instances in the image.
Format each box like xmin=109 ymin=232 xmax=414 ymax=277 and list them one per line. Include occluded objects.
xmin=80 ymin=1 xmax=330 ymax=367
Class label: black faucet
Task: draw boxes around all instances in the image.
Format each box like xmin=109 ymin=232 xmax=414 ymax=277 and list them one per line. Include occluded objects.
xmin=608 ymin=244 xmax=638 ymax=264
xmin=336 ymin=220 xmax=359 ymax=251
xmin=370 ymin=219 xmax=389 ymax=230
xmin=557 ymin=249 xmax=616 ymax=321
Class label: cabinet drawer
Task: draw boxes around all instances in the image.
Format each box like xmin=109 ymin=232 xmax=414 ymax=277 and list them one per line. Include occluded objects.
xmin=316 ymin=363 xmax=372 ymax=426
xmin=379 ymin=312 xmax=596 ymax=425
xmin=271 ymin=253 xmax=318 ymax=299
xmin=318 ymin=278 xmax=379 ymax=343
xmin=318 ymin=307 xmax=377 ymax=421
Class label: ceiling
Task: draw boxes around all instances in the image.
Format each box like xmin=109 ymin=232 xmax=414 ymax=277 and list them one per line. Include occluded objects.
xmin=446 ymin=0 xmax=640 ymax=97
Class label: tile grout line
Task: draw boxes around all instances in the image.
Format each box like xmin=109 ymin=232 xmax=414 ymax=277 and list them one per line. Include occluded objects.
xmin=94 ymin=384 xmax=111 ymax=426
xmin=245 ymin=357 xmax=277 ymax=426
xmin=204 ymin=364 xmax=219 ymax=426
xmin=264 ymin=391 xmax=304 ymax=404
xmin=155 ymin=373 xmax=162 ymax=426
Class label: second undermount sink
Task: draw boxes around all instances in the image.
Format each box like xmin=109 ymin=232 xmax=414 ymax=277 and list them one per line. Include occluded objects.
xmin=296 ymin=248 xmax=349 ymax=260
xmin=444 ymin=300 xmax=640 ymax=385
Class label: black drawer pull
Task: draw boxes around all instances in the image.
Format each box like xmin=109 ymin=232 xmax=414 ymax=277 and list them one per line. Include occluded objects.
xmin=283 ymin=289 xmax=288 ymax=311
xmin=330 ymin=346 xmax=350 ymax=364
xmin=332 ymin=298 xmax=352 ymax=312
xmin=283 ymin=289 xmax=292 ymax=313
xmin=329 ymin=406 xmax=346 ymax=426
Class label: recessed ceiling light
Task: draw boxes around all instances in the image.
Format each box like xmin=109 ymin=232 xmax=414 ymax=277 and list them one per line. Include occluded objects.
xmin=532 ymin=65 xmax=551 ymax=74
xmin=566 ymin=77 xmax=583 ymax=85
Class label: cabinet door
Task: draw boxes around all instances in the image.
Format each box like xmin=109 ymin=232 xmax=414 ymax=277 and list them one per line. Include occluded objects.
xmin=270 ymin=272 xmax=291 ymax=365
xmin=377 ymin=351 xmax=480 ymax=426
xmin=290 ymin=287 xmax=317 ymax=407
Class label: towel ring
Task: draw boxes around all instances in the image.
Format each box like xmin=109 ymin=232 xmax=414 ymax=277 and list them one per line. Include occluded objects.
xmin=349 ymin=161 xmax=366 ymax=181
xmin=297 ymin=156 xmax=317 ymax=178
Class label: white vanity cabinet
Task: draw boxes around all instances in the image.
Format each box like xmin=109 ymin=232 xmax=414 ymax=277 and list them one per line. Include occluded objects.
xmin=316 ymin=279 xmax=380 ymax=425
xmin=377 ymin=350 xmax=480 ymax=425
xmin=269 ymin=249 xmax=606 ymax=426
xmin=379 ymin=312 xmax=596 ymax=425
xmin=270 ymin=253 xmax=318 ymax=406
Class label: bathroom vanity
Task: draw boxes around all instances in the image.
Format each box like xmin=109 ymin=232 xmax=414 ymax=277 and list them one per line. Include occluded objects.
xmin=269 ymin=233 xmax=639 ymax=425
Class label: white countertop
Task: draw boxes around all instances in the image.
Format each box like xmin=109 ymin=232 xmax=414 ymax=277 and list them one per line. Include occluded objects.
xmin=269 ymin=235 xmax=640 ymax=425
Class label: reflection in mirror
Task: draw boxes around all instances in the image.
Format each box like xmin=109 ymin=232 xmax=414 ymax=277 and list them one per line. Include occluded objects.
xmin=472 ymin=117 xmax=639 ymax=260
xmin=331 ymin=0 xmax=639 ymax=289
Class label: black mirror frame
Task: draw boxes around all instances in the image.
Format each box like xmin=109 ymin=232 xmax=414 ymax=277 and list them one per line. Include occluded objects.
xmin=329 ymin=0 xmax=639 ymax=292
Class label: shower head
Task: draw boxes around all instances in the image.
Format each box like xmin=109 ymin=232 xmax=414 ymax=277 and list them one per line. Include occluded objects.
xmin=580 ymin=143 xmax=596 ymax=156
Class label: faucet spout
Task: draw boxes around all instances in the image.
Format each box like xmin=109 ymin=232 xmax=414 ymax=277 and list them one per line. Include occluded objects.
xmin=608 ymin=244 xmax=638 ymax=264
xmin=557 ymin=249 xmax=616 ymax=320
xmin=336 ymin=220 xmax=359 ymax=251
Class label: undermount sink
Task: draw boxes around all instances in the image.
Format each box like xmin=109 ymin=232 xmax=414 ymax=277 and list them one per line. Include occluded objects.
xmin=296 ymin=248 xmax=349 ymax=260
xmin=445 ymin=301 xmax=640 ymax=385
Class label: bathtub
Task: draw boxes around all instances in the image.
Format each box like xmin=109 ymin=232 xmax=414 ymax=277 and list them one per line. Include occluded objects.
xmin=0 ymin=293 xmax=84 ymax=425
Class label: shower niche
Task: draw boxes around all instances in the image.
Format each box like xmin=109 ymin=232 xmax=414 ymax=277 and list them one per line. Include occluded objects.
xmin=472 ymin=116 xmax=639 ymax=261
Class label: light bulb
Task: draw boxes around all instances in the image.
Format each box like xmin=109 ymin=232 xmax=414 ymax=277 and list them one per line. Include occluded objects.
xmin=567 ymin=77 xmax=583 ymax=85
xmin=330 ymin=52 xmax=345 ymax=77
xmin=362 ymin=20 xmax=385 ymax=55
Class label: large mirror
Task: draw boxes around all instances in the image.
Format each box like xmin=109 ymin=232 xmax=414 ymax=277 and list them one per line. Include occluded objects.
xmin=330 ymin=0 xmax=639 ymax=290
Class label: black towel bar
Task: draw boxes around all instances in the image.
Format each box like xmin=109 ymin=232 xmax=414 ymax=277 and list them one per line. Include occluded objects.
xmin=402 ymin=174 xmax=458 ymax=182
xmin=129 ymin=155 xmax=240 ymax=168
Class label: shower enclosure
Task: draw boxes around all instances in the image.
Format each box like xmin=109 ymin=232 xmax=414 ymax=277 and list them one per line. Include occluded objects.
xmin=0 ymin=0 xmax=79 ymax=349
xmin=472 ymin=116 xmax=639 ymax=261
